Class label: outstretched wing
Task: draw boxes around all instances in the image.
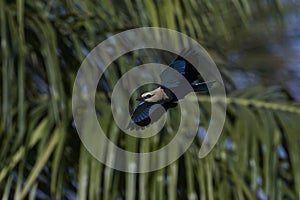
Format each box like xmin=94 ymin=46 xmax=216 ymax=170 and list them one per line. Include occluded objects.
xmin=129 ymin=101 xmax=153 ymax=127
xmin=160 ymin=60 xmax=186 ymax=89
xmin=128 ymin=102 xmax=177 ymax=130
xmin=160 ymin=49 xmax=200 ymax=89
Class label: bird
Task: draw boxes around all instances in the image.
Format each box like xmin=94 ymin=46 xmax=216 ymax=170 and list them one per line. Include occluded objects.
xmin=127 ymin=50 xmax=215 ymax=130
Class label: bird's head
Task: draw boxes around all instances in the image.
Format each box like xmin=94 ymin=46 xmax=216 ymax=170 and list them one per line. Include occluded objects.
xmin=136 ymin=87 xmax=169 ymax=103
xmin=136 ymin=92 xmax=154 ymax=102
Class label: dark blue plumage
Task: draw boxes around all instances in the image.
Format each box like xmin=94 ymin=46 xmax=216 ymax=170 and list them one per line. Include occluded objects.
xmin=128 ymin=101 xmax=177 ymax=128
xmin=128 ymin=52 xmax=214 ymax=130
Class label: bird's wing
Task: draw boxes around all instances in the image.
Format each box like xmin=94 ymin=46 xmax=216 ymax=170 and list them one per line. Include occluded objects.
xmin=130 ymin=101 xmax=153 ymax=125
xmin=160 ymin=48 xmax=201 ymax=88
xmin=128 ymin=101 xmax=177 ymax=130
xmin=160 ymin=60 xmax=186 ymax=89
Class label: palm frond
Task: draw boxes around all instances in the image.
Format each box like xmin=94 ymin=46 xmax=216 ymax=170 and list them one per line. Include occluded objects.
xmin=0 ymin=0 xmax=299 ymax=199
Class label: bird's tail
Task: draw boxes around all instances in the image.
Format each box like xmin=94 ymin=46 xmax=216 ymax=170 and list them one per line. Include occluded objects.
xmin=191 ymin=80 xmax=216 ymax=92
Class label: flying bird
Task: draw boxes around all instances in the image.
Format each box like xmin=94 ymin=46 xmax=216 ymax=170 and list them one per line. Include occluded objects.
xmin=128 ymin=50 xmax=215 ymax=130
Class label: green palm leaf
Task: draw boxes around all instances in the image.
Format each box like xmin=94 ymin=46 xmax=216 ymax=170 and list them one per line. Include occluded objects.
xmin=0 ymin=0 xmax=299 ymax=199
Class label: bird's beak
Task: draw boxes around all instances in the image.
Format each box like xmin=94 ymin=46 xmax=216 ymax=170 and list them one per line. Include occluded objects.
xmin=136 ymin=96 xmax=145 ymax=101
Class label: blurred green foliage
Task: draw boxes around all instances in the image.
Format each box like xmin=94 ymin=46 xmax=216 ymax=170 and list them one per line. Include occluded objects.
xmin=0 ymin=0 xmax=300 ymax=199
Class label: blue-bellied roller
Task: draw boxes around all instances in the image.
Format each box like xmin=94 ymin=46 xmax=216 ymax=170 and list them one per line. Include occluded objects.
xmin=128 ymin=50 xmax=215 ymax=130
